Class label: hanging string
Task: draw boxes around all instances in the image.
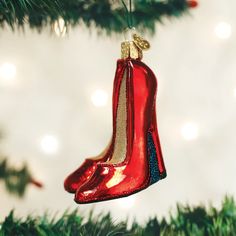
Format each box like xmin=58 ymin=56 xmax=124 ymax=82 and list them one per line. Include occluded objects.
xmin=121 ymin=0 xmax=133 ymax=29
xmin=129 ymin=0 xmax=133 ymax=28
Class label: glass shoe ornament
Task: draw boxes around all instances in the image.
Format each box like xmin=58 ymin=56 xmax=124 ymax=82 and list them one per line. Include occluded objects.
xmin=64 ymin=64 xmax=126 ymax=193
xmin=70 ymin=33 xmax=167 ymax=204
xmin=64 ymin=147 xmax=111 ymax=193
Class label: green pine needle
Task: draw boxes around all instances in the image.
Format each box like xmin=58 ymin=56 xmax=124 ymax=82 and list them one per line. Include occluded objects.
xmin=0 ymin=158 xmax=39 ymax=197
xmin=0 ymin=196 xmax=236 ymax=235
xmin=0 ymin=0 xmax=189 ymax=33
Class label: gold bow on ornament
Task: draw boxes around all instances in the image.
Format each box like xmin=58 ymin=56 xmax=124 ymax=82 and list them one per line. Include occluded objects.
xmin=121 ymin=34 xmax=150 ymax=60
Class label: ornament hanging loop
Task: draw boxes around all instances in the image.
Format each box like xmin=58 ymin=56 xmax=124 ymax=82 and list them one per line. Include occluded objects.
xmin=123 ymin=27 xmax=136 ymax=41
xmin=121 ymin=0 xmax=133 ymax=29
xmin=120 ymin=0 xmax=150 ymax=60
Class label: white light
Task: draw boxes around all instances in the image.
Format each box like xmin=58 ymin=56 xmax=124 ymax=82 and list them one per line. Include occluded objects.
xmin=91 ymin=89 xmax=108 ymax=107
xmin=215 ymin=22 xmax=232 ymax=39
xmin=0 ymin=63 xmax=16 ymax=81
xmin=181 ymin=122 xmax=199 ymax=140
xmin=54 ymin=18 xmax=67 ymax=37
xmin=117 ymin=196 xmax=136 ymax=209
xmin=40 ymin=135 xmax=59 ymax=154
xmin=234 ymin=88 xmax=236 ymax=97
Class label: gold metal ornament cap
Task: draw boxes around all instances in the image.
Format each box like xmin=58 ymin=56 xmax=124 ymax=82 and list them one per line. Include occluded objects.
xmin=121 ymin=41 xmax=142 ymax=60
xmin=121 ymin=33 xmax=150 ymax=60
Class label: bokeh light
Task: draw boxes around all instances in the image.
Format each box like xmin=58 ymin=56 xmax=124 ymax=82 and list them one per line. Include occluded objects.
xmin=0 ymin=63 xmax=16 ymax=82
xmin=40 ymin=135 xmax=59 ymax=155
xmin=91 ymin=89 xmax=108 ymax=107
xmin=234 ymin=88 xmax=236 ymax=98
xmin=215 ymin=22 xmax=232 ymax=39
xmin=181 ymin=122 xmax=199 ymax=140
xmin=54 ymin=18 xmax=67 ymax=37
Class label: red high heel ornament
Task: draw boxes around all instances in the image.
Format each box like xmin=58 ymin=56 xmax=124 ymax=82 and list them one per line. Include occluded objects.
xmin=73 ymin=34 xmax=167 ymax=203
xmin=64 ymin=58 xmax=126 ymax=193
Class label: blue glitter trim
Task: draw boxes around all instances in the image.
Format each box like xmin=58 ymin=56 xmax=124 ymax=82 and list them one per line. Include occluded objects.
xmin=147 ymin=131 xmax=160 ymax=185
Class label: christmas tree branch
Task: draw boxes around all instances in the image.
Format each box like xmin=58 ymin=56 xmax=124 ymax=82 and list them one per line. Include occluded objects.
xmin=0 ymin=0 xmax=190 ymax=33
xmin=0 ymin=196 xmax=235 ymax=235
xmin=0 ymin=158 xmax=43 ymax=197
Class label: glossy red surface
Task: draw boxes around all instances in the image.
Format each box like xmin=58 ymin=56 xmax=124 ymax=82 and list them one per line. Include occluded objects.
xmin=64 ymin=159 xmax=97 ymax=193
xmin=75 ymin=59 xmax=166 ymax=203
xmin=64 ymin=61 xmax=126 ymax=193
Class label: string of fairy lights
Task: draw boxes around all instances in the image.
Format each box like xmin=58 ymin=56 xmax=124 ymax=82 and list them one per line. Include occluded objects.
xmin=0 ymin=19 xmax=234 ymax=209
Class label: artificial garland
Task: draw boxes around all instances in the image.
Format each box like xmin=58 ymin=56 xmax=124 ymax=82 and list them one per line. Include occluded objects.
xmin=0 ymin=197 xmax=235 ymax=235
xmin=0 ymin=0 xmax=192 ymax=33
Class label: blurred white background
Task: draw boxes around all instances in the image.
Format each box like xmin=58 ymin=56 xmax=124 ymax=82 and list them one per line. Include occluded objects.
xmin=0 ymin=0 xmax=236 ymax=223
